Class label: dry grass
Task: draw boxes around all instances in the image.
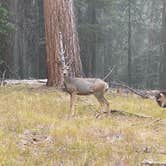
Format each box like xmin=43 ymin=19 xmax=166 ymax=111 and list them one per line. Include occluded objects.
xmin=0 ymin=85 xmax=165 ymax=166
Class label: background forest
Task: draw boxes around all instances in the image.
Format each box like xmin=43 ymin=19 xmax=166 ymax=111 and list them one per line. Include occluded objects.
xmin=0 ymin=1 xmax=166 ymax=165
xmin=0 ymin=0 xmax=166 ymax=89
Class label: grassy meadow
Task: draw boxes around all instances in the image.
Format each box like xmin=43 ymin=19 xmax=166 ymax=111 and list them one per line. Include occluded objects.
xmin=0 ymin=85 xmax=166 ymax=165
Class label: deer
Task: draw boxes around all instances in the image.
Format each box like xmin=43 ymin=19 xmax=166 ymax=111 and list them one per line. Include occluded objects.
xmin=59 ymin=32 xmax=109 ymax=116
xmin=155 ymin=92 xmax=166 ymax=108
xmin=63 ymin=65 xmax=110 ymax=116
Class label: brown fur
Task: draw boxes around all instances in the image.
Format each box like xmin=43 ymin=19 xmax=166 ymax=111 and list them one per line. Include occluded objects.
xmin=155 ymin=92 xmax=166 ymax=108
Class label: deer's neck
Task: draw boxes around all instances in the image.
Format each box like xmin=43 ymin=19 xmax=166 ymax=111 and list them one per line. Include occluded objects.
xmin=64 ymin=76 xmax=73 ymax=86
xmin=63 ymin=76 xmax=75 ymax=93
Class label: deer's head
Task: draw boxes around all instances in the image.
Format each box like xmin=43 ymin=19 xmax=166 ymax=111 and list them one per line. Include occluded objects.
xmin=62 ymin=59 xmax=73 ymax=77
xmin=63 ymin=65 xmax=70 ymax=77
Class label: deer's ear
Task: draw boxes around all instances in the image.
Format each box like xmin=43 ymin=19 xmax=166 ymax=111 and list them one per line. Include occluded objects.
xmin=160 ymin=93 xmax=164 ymax=97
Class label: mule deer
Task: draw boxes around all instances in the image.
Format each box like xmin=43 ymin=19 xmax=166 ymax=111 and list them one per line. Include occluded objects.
xmin=63 ymin=66 xmax=110 ymax=116
xmin=155 ymin=92 xmax=166 ymax=108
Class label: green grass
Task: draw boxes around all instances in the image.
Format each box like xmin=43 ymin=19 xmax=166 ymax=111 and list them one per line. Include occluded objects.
xmin=0 ymin=85 xmax=165 ymax=165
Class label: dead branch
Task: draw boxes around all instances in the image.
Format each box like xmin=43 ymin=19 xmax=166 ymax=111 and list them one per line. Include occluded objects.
xmin=141 ymin=160 xmax=166 ymax=166
xmin=96 ymin=110 xmax=153 ymax=119
xmin=0 ymin=60 xmax=20 ymax=78
xmin=111 ymin=83 xmax=166 ymax=108
xmin=111 ymin=110 xmax=153 ymax=118
xmin=1 ymin=70 xmax=6 ymax=87
xmin=110 ymin=81 xmax=149 ymax=99
xmin=144 ymin=118 xmax=161 ymax=128
xmin=103 ymin=66 xmax=116 ymax=81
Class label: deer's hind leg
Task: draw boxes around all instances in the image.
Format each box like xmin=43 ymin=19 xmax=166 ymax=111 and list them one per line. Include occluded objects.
xmin=102 ymin=95 xmax=110 ymax=113
xmin=94 ymin=93 xmax=109 ymax=114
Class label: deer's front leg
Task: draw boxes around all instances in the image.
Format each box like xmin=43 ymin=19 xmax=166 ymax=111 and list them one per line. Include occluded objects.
xmin=70 ymin=93 xmax=76 ymax=117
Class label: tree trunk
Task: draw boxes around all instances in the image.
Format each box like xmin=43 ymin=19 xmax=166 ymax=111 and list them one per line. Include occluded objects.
xmin=160 ymin=0 xmax=166 ymax=90
xmin=128 ymin=0 xmax=132 ymax=86
xmin=44 ymin=0 xmax=82 ymax=87
xmin=89 ymin=1 xmax=97 ymax=77
xmin=7 ymin=0 xmax=46 ymax=79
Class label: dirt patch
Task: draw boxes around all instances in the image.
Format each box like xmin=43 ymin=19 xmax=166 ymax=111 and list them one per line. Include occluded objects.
xmin=17 ymin=126 xmax=55 ymax=155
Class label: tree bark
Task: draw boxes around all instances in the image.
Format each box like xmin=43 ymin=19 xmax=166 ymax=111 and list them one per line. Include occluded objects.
xmin=7 ymin=0 xmax=46 ymax=79
xmin=44 ymin=0 xmax=82 ymax=87
xmin=160 ymin=0 xmax=166 ymax=90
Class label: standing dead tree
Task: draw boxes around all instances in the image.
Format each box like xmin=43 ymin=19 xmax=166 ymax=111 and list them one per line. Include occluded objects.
xmin=44 ymin=0 xmax=82 ymax=86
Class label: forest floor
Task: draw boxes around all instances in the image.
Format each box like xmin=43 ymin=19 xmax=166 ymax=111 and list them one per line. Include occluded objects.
xmin=0 ymin=85 xmax=166 ymax=166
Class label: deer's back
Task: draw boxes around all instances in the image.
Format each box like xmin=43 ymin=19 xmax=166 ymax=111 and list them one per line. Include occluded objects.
xmin=64 ymin=77 xmax=109 ymax=95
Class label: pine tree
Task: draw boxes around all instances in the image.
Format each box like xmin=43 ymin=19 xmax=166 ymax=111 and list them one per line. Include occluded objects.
xmin=44 ymin=0 xmax=82 ymax=86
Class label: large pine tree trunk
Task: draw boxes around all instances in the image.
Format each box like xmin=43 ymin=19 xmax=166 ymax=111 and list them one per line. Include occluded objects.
xmin=87 ymin=1 xmax=97 ymax=77
xmin=77 ymin=1 xmax=97 ymax=77
xmin=7 ymin=0 xmax=46 ymax=79
xmin=160 ymin=1 xmax=166 ymax=90
xmin=44 ymin=0 xmax=82 ymax=86
xmin=128 ymin=0 xmax=132 ymax=86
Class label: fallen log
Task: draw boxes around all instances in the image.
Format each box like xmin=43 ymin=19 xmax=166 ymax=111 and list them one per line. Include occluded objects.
xmin=110 ymin=82 xmax=149 ymax=99
xmin=110 ymin=81 xmax=166 ymax=108
xmin=4 ymin=79 xmax=47 ymax=85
